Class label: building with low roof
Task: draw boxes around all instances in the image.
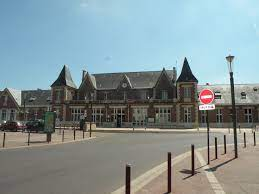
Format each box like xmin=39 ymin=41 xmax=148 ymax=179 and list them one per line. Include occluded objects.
xmin=1 ymin=58 xmax=259 ymax=128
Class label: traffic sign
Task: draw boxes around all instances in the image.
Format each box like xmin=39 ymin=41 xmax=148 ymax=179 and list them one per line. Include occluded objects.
xmin=199 ymin=89 xmax=215 ymax=105
xmin=199 ymin=104 xmax=215 ymax=111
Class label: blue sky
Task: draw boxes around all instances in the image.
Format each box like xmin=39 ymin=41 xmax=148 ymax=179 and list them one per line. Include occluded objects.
xmin=1 ymin=0 xmax=259 ymax=90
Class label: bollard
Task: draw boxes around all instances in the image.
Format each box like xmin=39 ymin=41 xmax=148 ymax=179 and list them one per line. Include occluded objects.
xmin=254 ymin=132 xmax=256 ymax=146
xmin=74 ymin=128 xmax=76 ymax=141
xmin=83 ymin=129 xmax=85 ymax=139
xmin=126 ymin=164 xmax=131 ymax=194
xmin=3 ymin=132 xmax=6 ymax=148
xmin=62 ymin=129 xmax=65 ymax=142
xmin=27 ymin=130 xmax=31 ymax=146
xmin=168 ymin=152 xmax=172 ymax=193
xmin=244 ymin=132 xmax=246 ymax=148
xmin=191 ymin=144 xmax=195 ymax=176
xmin=215 ymin=137 xmax=218 ymax=159
xmin=224 ymin=135 xmax=226 ymax=154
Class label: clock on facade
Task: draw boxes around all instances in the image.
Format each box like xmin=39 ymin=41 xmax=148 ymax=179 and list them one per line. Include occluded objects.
xmin=122 ymin=83 xmax=127 ymax=88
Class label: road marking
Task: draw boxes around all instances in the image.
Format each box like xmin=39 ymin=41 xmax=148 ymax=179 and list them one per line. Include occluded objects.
xmin=196 ymin=151 xmax=226 ymax=194
xmin=111 ymin=151 xmax=191 ymax=194
xmin=0 ymin=137 xmax=96 ymax=151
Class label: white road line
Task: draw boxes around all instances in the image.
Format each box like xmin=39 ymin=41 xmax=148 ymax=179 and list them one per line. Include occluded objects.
xmin=111 ymin=151 xmax=190 ymax=194
xmin=196 ymin=151 xmax=226 ymax=194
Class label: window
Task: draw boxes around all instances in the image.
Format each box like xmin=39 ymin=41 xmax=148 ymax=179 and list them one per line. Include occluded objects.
xmin=123 ymin=91 xmax=127 ymax=101
xmin=1 ymin=109 xmax=6 ymax=121
xmin=244 ymin=108 xmax=252 ymax=123
xmin=241 ymin=92 xmax=246 ymax=99
xmin=56 ymin=90 xmax=61 ymax=102
xmin=104 ymin=92 xmax=108 ymax=100
xmin=161 ymin=90 xmax=168 ymax=100
xmin=200 ymin=110 xmax=206 ymax=123
xmin=92 ymin=108 xmax=104 ymax=123
xmin=3 ymin=95 xmax=8 ymax=106
xmin=111 ymin=108 xmax=126 ymax=122
xmin=155 ymin=107 xmax=171 ymax=123
xmin=71 ymin=108 xmax=85 ymax=122
xmin=214 ymin=91 xmax=222 ymax=99
xmin=184 ymin=107 xmax=192 ymax=123
xmin=184 ymin=87 xmax=191 ymax=98
xmin=216 ymin=109 xmax=223 ymax=123
xmin=133 ymin=107 xmax=148 ymax=125
xmin=10 ymin=109 xmax=15 ymax=121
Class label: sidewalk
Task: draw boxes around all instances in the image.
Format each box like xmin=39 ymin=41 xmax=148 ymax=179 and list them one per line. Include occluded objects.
xmin=94 ymin=127 xmax=254 ymax=134
xmin=137 ymin=143 xmax=259 ymax=194
xmin=0 ymin=130 xmax=103 ymax=149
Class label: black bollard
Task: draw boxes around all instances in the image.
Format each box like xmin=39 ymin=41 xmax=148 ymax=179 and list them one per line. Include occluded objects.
xmin=168 ymin=152 xmax=172 ymax=193
xmin=27 ymin=130 xmax=31 ymax=146
xmin=62 ymin=129 xmax=64 ymax=142
xmin=74 ymin=128 xmax=76 ymax=141
xmin=126 ymin=164 xmax=131 ymax=194
xmin=244 ymin=132 xmax=246 ymax=148
xmin=224 ymin=135 xmax=226 ymax=154
xmin=254 ymin=132 xmax=256 ymax=146
xmin=215 ymin=137 xmax=218 ymax=159
xmin=191 ymin=144 xmax=195 ymax=176
xmin=3 ymin=132 xmax=6 ymax=148
xmin=83 ymin=129 xmax=85 ymax=139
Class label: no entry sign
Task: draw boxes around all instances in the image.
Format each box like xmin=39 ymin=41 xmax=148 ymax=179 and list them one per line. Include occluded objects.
xmin=199 ymin=89 xmax=215 ymax=111
xmin=199 ymin=89 xmax=214 ymax=105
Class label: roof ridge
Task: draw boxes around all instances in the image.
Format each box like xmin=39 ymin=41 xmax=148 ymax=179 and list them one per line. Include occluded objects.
xmin=93 ymin=69 xmax=173 ymax=76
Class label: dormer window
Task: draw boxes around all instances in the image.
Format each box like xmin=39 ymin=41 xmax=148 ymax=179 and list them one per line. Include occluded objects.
xmin=215 ymin=91 xmax=222 ymax=99
xmin=241 ymin=92 xmax=246 ymax=99
xmin=29 ymin=97 xmax=36 ymax=102
xmin=184 ymin=87 xmax=191 ymax=98
xmin=162 ymin=90 xmax=168 ymax=100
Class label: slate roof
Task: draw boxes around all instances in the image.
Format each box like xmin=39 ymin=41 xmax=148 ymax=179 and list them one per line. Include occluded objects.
xmin=92 ymin=70 xmax=175 ymax=90
xmin=7 ymin=88 xmax=22 ymax=106
xmin=51 ymin=65 xmax=77 ymax=89
xmin=198 ymin=84 xmax=259 ymax=105
xmin=177 ymin=58 xmax=198 ymax=83
xmin=21 ymin=89 xmax=51 ymax=106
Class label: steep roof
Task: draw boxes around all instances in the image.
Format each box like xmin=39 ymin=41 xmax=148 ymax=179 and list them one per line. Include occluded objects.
xmin=7 ymin=88 xmax=22 ymax=106
xmin=177 ymin=58 xmax=198 ymax=83
xmin=51 ymin=65 xmax=77 ymax=89
xmin=198 ymin=84 xmax=259 ymax=105
xmin=92 ymin=70 xmax=175 ymax=90
xmin=22 ymin=89 xmax=51 ymax=106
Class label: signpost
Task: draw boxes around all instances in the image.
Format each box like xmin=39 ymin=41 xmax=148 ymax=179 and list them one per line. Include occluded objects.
xmin=199 ymin=89 xmax=215 ymax=165
xmin=44 ymin=112 xmax=56 ymax=143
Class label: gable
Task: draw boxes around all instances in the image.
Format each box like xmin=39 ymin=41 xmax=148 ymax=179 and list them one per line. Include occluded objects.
xmin=0 ymin=89 xmax=20 ymax=109
xmin=117 ymin=75 xmax=132 ymax=90
xmin=154 ymin=70 xmax=173 ymax=89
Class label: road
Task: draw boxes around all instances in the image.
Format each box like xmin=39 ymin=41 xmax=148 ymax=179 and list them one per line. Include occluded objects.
xmin=0 ymin=132 xmax=230 ymax=194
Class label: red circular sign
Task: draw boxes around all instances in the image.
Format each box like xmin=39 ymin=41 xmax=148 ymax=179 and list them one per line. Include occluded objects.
xmin=199 ymin=89 xmax=214 ymax=105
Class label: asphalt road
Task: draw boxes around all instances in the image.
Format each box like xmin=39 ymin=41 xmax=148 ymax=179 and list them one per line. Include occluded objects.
xmin=0 ymin=132 xmax=231 ymax=194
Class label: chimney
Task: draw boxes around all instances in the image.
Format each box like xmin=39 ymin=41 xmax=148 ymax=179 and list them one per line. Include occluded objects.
xmin=172 ymin=67 xmax=177 ymax=83
xmin=82 ymin=70 xmax=86 ymax=82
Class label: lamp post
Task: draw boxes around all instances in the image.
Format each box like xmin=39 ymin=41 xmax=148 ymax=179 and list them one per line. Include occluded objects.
xmin=89 ymin=93 xmax=94 ymax=138
xmin=226 ymin=54 xmax=238 ymax=158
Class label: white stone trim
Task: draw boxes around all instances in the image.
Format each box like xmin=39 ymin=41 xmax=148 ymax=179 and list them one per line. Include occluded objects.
xmin=109 ymin=105 xmax=127 ymax=109
xmin=153 ymin=105 xmax=174 ymax=108
xmin=131 ymin=105 xmax=149 ymax=108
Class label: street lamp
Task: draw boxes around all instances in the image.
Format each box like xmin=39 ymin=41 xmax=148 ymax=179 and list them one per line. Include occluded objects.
xmin=89 ymin=93 xmax=94 ymax=137
xmin=226 ymin=54 xmax=238 ymax=158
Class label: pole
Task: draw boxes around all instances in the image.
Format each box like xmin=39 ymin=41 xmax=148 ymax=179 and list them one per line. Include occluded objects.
xmin=90 ymin=101 xmax=92 ymax=138
xmin=3 ymin=132 xmax=6 ymax=148
xmin=62 ymin=129 xmax=64 ymax=142
xmin=230 ymin=71 xmax=238 ymax=158
xmin=191 ymin=144 xmax=195 ymax=176
xmin=74 ymin=127 xmax=76 ymax=141
xmin=126 ymin=164 xmax=131 ymax=194
xmin=244 ymin=132 xmax=246 ymax=148
xmin=206 ymin=110 xmax=210 ymax=164
xmin=254 ymin=131 xmax=256 ymax=146
xmin=215 ymin=137 xmax=218 ymax=159
xmin=27 ymin=130 xmax=31 ymax=146
xmin=168 ymin=152 xmax=172 ymax=193
xmin=224 ymin=135 xmax=226 ymax=154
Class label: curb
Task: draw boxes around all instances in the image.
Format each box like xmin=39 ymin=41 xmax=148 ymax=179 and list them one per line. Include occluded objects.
xmin=0 ymin=136 xmax=97 ymax=151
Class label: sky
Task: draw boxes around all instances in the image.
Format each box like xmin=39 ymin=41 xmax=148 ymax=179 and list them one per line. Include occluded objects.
xmin=1 ymin=0 xmax=259 ymax=90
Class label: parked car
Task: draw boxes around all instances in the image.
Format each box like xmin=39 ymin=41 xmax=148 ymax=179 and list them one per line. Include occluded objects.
xmin=0 ymin=121 xmax=6 ymax=131
xmin=26 ymin=119 xmax=45 ymax=133
xmin=2 ymin=121 xmax=24 ymax=132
